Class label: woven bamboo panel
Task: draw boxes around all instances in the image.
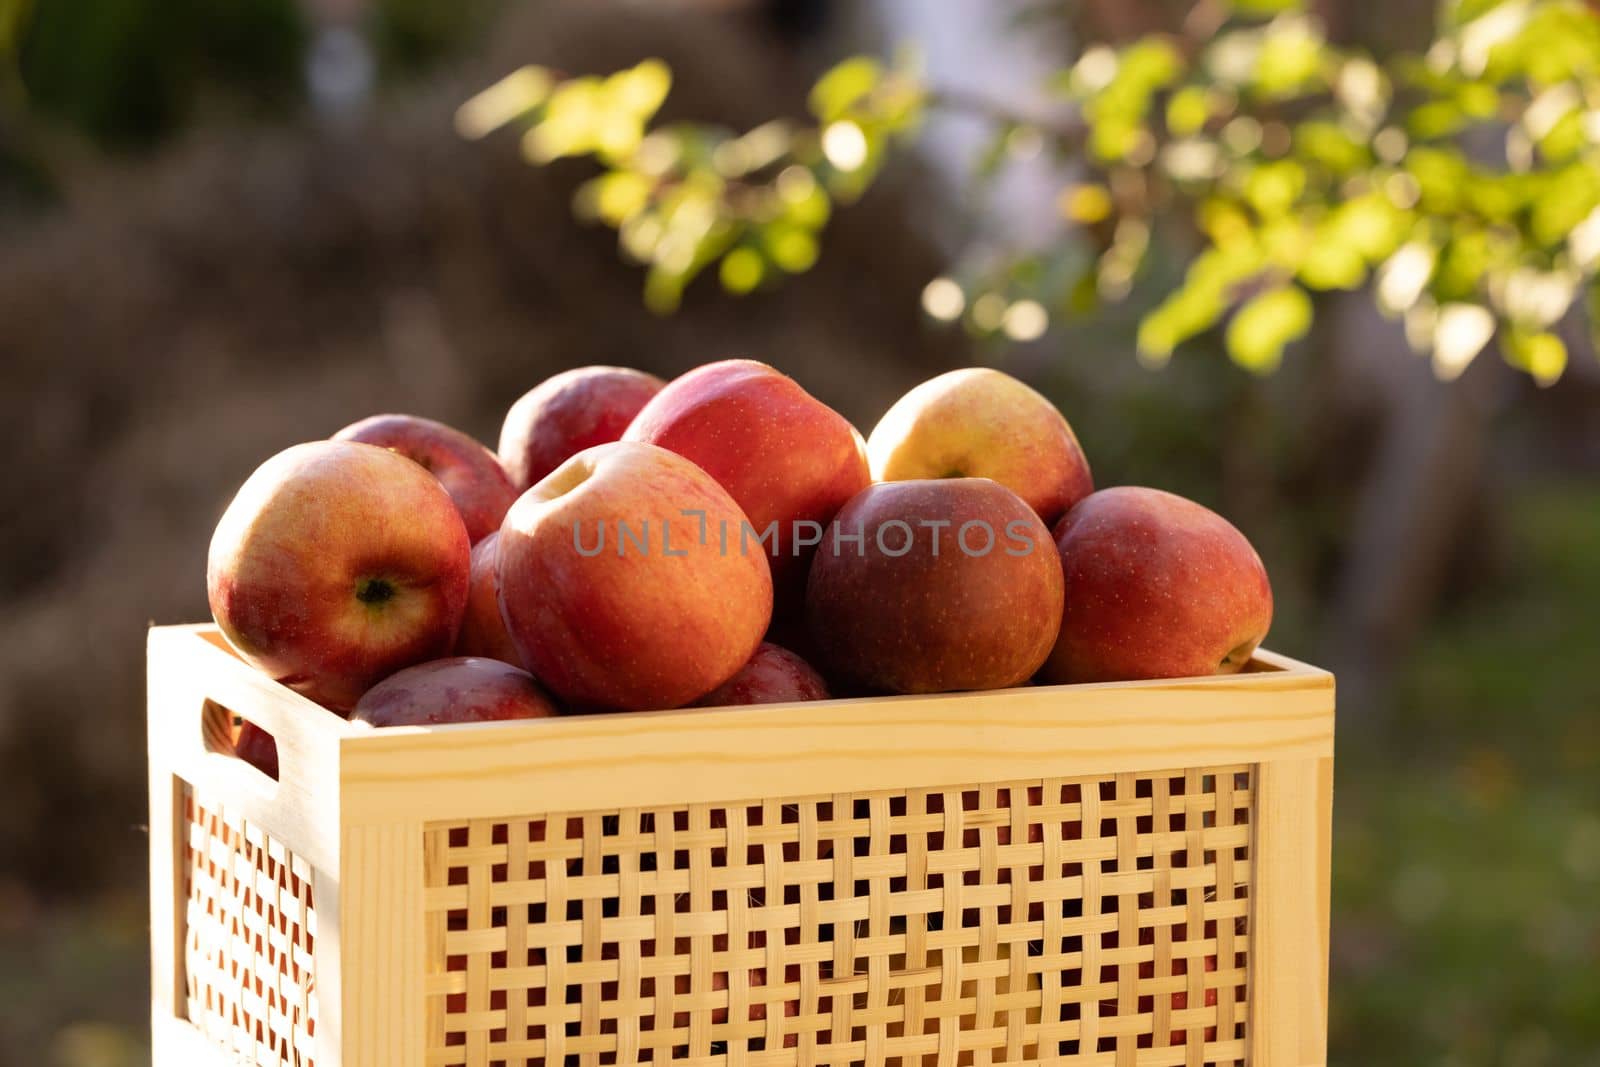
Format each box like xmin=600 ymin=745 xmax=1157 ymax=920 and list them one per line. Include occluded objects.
xmin=422 ymin=766 xmax=1253 ymax=1067
xmin=183 ymin=787 xmax=321 ymax=1066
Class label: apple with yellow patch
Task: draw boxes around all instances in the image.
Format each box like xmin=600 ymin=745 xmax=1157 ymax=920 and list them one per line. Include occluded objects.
xmin=867 ymin=368 xmax=1093 ymax=525
xmin=208 ymin=440 xmax=471 ymax=712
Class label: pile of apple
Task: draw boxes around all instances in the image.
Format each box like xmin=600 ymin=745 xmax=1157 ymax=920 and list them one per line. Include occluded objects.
xmin=209 ymin=360 xmax=1272 ymax=775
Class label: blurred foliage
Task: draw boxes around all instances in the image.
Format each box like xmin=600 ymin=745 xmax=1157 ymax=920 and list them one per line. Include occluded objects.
xmin=458 ymin=54 xmax=926 ymax=313
xmin=16 ymin=0 xmax=307 ymax=147
xmin=467 ymin=0 xmax=1600 ymax=383
xmin=1 ymin=0 xmax=495 ymax=151
xmin=371 ymin=0 xmax=499 ymax=81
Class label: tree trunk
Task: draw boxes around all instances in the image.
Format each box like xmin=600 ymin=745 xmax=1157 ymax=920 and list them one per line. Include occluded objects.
xmin=1323 ymin=293 xmax=1506 ymax=723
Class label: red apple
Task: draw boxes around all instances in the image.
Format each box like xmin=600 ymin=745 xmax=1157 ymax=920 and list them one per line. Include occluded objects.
xmin=866 ymin=368 xmax=1093 ymax=526
xmin=624 ymin=359 xmax=870 ymax=613
xmin=208 ymin=440 xmax=471 ymax=711
xmin=498 ymin=366 xmax=665 ymax=492
xmin=695 ymin=642 xmax=829 ymax=707
xmin=1041 ymin=487 xmax=1273 ymax=684
xmin=497 ymin=441 xmax=772 ymax=711
xmin=805 ymin=479 xmax=1063 ymax=694
xmin=233 ymin=721 xmax=279 ymax=781
xmin=333 ymin=413 xmax=516 ymax=544
xmin=454 ymin=532 xmax=524 ymax=666
xmin=350 ymin=657 xmax=558 ymax=726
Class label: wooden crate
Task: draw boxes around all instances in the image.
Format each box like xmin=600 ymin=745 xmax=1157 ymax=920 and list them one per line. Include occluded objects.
xmin=148 ymin=622 xmax=1334 ymax=1067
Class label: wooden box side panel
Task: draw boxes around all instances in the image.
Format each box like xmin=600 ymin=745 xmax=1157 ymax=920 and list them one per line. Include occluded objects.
xmin=416 ymin=765 xmax=1258 ymax=1067
xmin=1247 ymin=756 xmax=1334 ymax=1067
xmin=148 ymin=626 xmax=354 ymax=1065
xmin=180 ymin=785 xmax=323 ymax=1066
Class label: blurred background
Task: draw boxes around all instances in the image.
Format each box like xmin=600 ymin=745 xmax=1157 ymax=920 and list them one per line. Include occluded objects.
xmin=1 ymin=1 xmax=1597 ymax=1064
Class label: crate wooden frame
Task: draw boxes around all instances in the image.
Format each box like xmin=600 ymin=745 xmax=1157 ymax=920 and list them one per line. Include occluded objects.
xmin=149 ymin=623 xmax=1334 ymax=1067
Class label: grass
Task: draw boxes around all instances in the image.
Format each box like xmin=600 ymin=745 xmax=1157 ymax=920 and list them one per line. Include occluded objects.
xmin=1328 ymin=483 xmax=1600 ymax=1066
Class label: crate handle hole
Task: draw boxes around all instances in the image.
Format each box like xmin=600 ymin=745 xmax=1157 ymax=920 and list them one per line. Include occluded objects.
xmin=201 ymin=699 xmax=280 ymax=782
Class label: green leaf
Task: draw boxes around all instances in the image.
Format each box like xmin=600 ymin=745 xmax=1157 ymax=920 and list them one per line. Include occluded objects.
xmin=1432 ymin=230 xmax=1494 ymax=302
xmin=1118 ymin=38 xmax=1185 ymax=93
xmin=1244 ymin=160 xmax=1306 ymax=217
xmin=1531 ymin=166 xmax=1600 ymax=247
xmin=1408 ymin=100 xmax=1466 ymax=139
xmin=644 ymin=264 xmax=687 ymax=315
xmin=1166 ymin=86 xmax=1211 ymax=136
xmin=719 ymin=247 xmax=766 ymax=294
xmin=1226 ymin=285 xmax=1313 ymax=371
xmin=574 ymin=171 xmax=654 ymax=225
xmin=1503 ymin=329 xmax=1568 ymax=384
xmin=1137 ymin=276 xmax=1229 ymax=361
xmin=455 ymin=66 xmax=554 ymax=140
xmin=809 ymin=56 xmax=882 ymax=122
xmin=1253 ymin=17 xmax=1325 ymax=97
xmin=606 ymin=59 xmax=672 ymax=121
xmin=777 ymin=167 xmax=832 ymax=228
xmin=1328 ymin=194 xmax=1405 ymax=261
xmin=1229 ymin=0 xmax=1304 ymax=13
xmin=1294 ymin=120 xmax=1368 ymax=173
xmin=1299 ymin=240 xmax=1367 ymax=290
xmin=761 ymin=223 xmax=820 ymax=273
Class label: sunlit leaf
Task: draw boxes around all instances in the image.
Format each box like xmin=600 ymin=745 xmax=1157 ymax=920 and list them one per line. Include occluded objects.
xmin=1502 ymin=267 xmax=1576 ymax=328
xmin=1226 ymin=285 xmax=1313 ymax=371
xmin=1502 ymin=328 xmax=1567 ymax=385
xmin=644 ymin=264 xmax=686 ymax=315
xmin=1328 ymin=194 xmax=1405 ymax=260
xmin=607 ymin=59 xmax=672 ymax=121
xmin=1408 ymin=100 xmax=1466 ymax=139
xmin=1067 ymin=45 xmax=1120 ymax=96
xmin=1377 ymin=242 xmax=1436 ymax=315
xmin=1531 ymin=166 xmax=1600 ymax=246
xmin=574 ymin=171 xmax=654 ymax=225
xmin=1432 ymin=302 xmax=1496 ymax=379
xmin=809 ymin=56 xmax=882 ymax=122
xmin=456 ymin=66 xmax=553 ymax=140
xmin=1244 ymin=160 xmax=1306 ymax=216
xmin=1061 ymin=184 xmax=1113 ymax=223
xmin=1229 ymin=0 xmax=1304 ymax=14
xmin=762 ymin=223 xmax=820 ymax=273
xmin=1167 ymin=86 xmax=1211 ymax=136
xmin=1335 ymin=56 xmax=1388 ymax=130
xmin=1299 ymin=240 xmax=1367 ymax=289
xmin=1295 ymin=120 xmax=1368 ymax=173
xmin=1253 ymin=16 xmax=1326 ymax=98
xmin=1454 ymin=82 xmax=1499 ymax=120
xmin=720 ymin=247 xmax=766 ymax=294
xmin=778 ymin=166 xmax=832 ymax=227
xmin=1433 ymin=230 xmax=1494 ymax=302
xmin=1090 ymin=117 xmax=1141 ymax=161
xmin=1137 ymin=257 xmax=1239 ymax=361
xmin=821 ymin=120 xmax=870 ymax=172
xmin=1119 ymin=38 xmax=1185 ymax=93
